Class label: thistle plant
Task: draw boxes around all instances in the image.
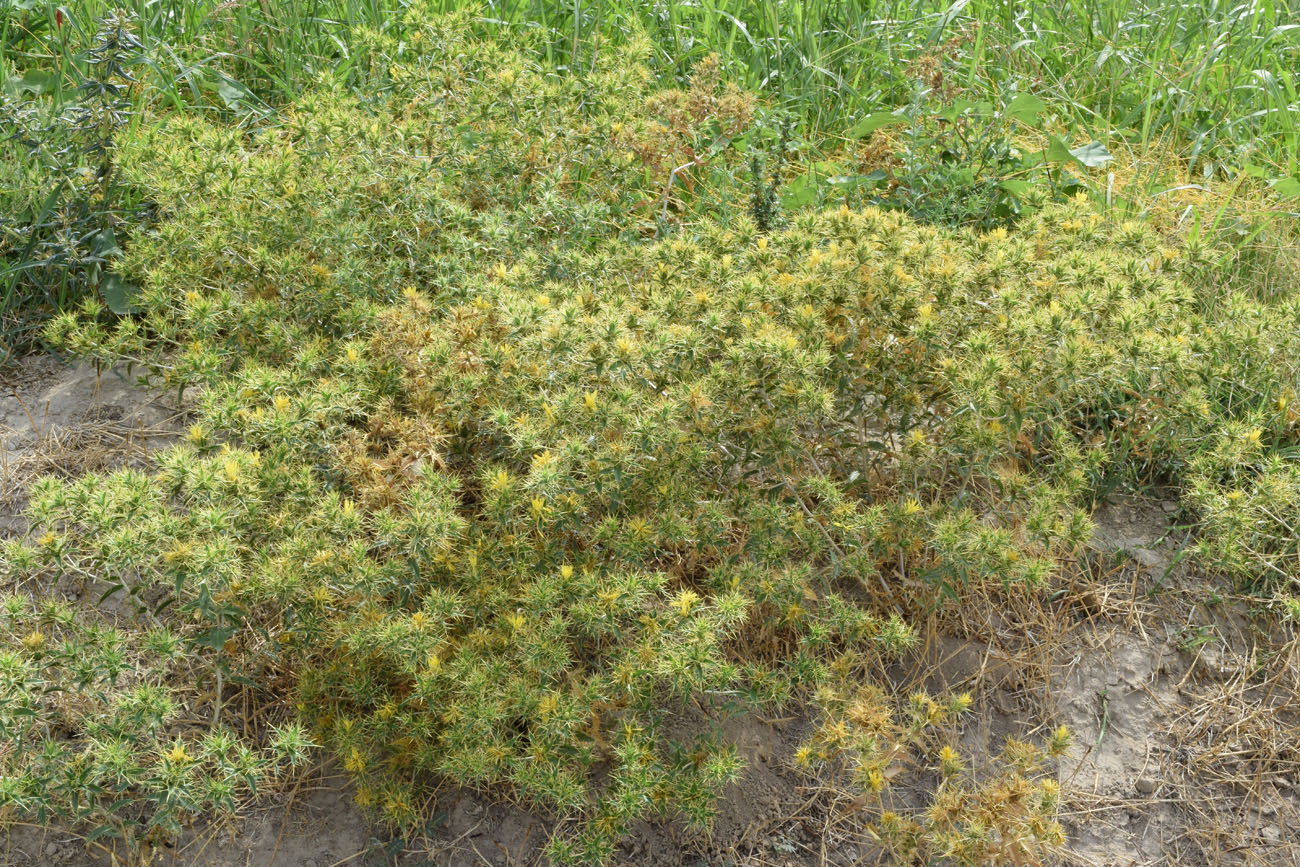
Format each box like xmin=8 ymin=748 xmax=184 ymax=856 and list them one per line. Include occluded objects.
xmin=799 ymin=682 xmax=1071 ymax=865
xmin=0 ymin=587 xmax=314 ymax=854
xmin=20 ymin=11 xmax=1300 ymax=865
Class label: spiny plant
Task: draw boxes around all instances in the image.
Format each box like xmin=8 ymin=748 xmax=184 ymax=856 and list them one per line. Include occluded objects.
xmin=800 ymin=680 xmax=1071 ymax=864
xmin=30 ymin=167 xmax=1208 ymax=864
xmin=0 ymin=585 xmax=313 ymax=857
xmin=748 ymin=115 xmax=791 ymax=233
xmin=13 ymin=10 xmax=1300 ymax=866
xmin=613 ymin=51 xmax=757 ymax=233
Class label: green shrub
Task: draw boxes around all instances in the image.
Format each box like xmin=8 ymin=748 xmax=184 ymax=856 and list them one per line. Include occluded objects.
xmin=0 ymin=12 xmax=146 ymax=360
xmin=15 ymin=13 xmax=1300 ymax=864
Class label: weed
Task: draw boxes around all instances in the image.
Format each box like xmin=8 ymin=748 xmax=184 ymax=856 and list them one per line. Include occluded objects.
xmin=3 ymin=2 xmax=1300 ymax=865
xmin=0 ymin=11 xmax=144 ymax=359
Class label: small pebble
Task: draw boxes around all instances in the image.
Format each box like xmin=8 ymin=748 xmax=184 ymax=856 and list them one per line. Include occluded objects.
xmin=1135 ymin=776 xmax=1157 ymax=795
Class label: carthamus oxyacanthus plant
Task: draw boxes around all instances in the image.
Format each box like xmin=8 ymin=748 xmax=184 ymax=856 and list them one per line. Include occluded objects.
xmin=17 ymin=14 xmax=1300 ymax=864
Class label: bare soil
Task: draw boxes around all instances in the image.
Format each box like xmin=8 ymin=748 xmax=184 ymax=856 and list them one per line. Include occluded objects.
xmin=3 ymin=356 xmax=1298 ymax=866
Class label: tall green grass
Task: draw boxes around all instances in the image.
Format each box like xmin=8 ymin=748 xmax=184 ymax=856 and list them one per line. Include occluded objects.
xmin=4 ymin=0 xmax=1296 ymax=167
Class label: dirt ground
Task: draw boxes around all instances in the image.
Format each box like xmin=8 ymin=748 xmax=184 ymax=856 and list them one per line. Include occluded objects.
xmin=3 ymin=356 xmax=1299 ymax=866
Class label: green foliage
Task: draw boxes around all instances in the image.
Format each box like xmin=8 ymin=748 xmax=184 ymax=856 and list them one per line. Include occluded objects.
xmin=6 ymin=0 xmax=1295 ymax=174
xmin=748 ymin=116 xmax=791 ymax=233
xmin=4 ymin=4 xmax=1300 ymax=864
xmin=30 ymin=45 xmax=1241 ymax=850
xmin=0 ymin=12 xmax=145 ymax=359
xmin=0 ymin=585 xmax=313 ymax=846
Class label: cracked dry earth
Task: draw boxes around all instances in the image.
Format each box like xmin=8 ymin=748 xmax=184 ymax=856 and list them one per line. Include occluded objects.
xmin=3 ymin=356 xmax=1299 ymax=866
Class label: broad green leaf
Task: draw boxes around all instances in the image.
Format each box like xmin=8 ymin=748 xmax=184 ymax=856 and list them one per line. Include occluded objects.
xmin=1069 ymin=141 xmax=1114 ymax=168
xmin=782 ymin=171 xmax=817 ymax=209
xmin=1271 ymin=177 xmax=1300 ymax=197
xmin=1045 ymin=136 xmax=1076 ymax=164
xmin=90 ymin=227 xmax=122 ymax=260
xmin=826 ymin=170 xmax=887 ymax=191
xmin=217 ymin=78 xmax=247 ymax=109
xmin=1005 ymin=93 xmax=1047 ymax=126
xmin=4 ymin=70 xmax=57 ymax=96
xmin=1044 ymin=138 xmax=1113 ymax=169
xmin=99 ymin=274 xmax=140 ymax=315
xmin=849 ymin=112 xmax=906 ymax=139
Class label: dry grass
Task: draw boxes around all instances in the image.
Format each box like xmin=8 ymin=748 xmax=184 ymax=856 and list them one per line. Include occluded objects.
xmin=1 ymin=411 xmax=174 ymax=528
xmin=1162 ymin=636 xmax=1300 ymax=863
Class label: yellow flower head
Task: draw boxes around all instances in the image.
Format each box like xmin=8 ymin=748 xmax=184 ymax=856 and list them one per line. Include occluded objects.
xmin=1048 ymin=725 xmax=1073 ymax=756
xmin=672 ymin=590 xmax=700 ymax=617
xmin=487 ymin=468 xmax=511 ymax=492
xmin=164 ymin=542 xmax=192 ymax=564
xmin=938 ymin=744 xmax=962 ymax=775
xmin=343 ymin=746 xmax=366 ymax=773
